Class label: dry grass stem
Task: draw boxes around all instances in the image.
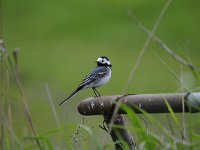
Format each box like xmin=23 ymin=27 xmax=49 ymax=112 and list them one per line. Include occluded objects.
xmin=0 ymin=0 xmax=3 ymax=40
xmin=7 ymin=51 xmax=42 ymax=149
xmin=102 ymin=0 xmax=172 ymax=146
xmin=45 ymin=83 xmax=61 ymax=128
xmin=123 ymin=0 xmax=172 ymax=93
xmin=127 ymin=6 xmax=200 ymax=74
xmin=0 ymin=42 xmax=6 ymax=150
xmin=155 ymin=54 xmax=191 ymax=92
xmin=7 ymin=106 xmax=24 ymax=150
xmin=180 ymin=65 xmax=187 ymax=142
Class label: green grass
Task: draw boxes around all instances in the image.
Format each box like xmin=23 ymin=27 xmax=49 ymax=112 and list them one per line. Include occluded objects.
xmin=1 ymin=0 xmax=200 ymax=149
xmin=119 ymin=103 xmax=200 ymax=150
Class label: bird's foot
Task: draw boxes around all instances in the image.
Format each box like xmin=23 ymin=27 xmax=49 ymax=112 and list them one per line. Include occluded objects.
xmin=93 ymin=94 xmax=101 ymax=98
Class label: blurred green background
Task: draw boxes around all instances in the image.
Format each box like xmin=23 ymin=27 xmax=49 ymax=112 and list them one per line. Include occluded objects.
xmin=2 ymin=0 xmax=200 ymax=148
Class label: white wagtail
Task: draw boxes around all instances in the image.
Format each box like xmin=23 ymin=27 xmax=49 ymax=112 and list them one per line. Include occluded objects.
xmin=59 ymin=56 xmax=112 ymax=106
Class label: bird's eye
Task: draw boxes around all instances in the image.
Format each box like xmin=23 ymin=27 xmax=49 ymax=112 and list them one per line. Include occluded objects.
xmin=102 ymin=60 xmax=104 ymax=62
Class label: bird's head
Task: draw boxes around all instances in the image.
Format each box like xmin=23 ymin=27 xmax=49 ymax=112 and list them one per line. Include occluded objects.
xmin=96 ymin=56 xmax=112 ymax=67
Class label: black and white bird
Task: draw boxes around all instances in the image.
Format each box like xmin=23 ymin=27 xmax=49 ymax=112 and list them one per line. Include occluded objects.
xmin=59 ymin=56 xmax=112 ymax=106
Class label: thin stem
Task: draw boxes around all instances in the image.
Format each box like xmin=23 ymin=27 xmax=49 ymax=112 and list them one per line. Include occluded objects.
xmin=0 ymin=0 xmax=3 ymax=39
xmin=123 ymin=0 xmax=172 ymax=93
xmin=127 ymin=5 xmax=200 ymax=74
xmin=45 ymin=83 xmax=61 ymax=128
xmin=7 ymin=52 xmax=42 ymax=149
xmin=103 ymin=0 xmax=172 ymax=147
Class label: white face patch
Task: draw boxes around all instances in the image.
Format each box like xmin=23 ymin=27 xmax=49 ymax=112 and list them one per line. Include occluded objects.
xmin=97 ymin=57 xmax=111 ymax=65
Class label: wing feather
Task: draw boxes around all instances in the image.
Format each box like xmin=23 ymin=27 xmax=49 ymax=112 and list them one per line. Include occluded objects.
xmin=78 ymin=68 xmax=107 ymax=87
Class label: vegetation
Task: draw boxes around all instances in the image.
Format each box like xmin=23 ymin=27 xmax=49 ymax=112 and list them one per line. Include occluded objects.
xmin=1 ymin=0 xmax=200 ymax=149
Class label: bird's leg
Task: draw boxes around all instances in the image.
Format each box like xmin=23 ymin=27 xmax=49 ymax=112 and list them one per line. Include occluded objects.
xmin=92 ymin=87 xmax=98 ymax=97
xmin=94 ymin=88 xmax=101 ymax=97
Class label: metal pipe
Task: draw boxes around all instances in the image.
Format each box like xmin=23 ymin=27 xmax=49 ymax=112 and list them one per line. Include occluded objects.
xmin=78 ymin=92 xmax=200 ymax=115
xmin=103 ymin=114 xmax=136 ymax=150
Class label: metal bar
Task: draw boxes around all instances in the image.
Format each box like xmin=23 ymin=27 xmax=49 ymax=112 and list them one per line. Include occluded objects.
xmin=78 ymin=92 xmax=200 ymax=116
xmin=103 ymin=114 xmax=135 ymax=150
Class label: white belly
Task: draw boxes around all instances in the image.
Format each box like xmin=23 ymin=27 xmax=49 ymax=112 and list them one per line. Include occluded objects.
xmin=94 ymin=70 xmax=111 ymax=87
xmin=84 ymin=68 xmax=111 ymax=88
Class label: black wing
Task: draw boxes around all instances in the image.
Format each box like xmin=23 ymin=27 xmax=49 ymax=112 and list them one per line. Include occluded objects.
xmin=78 ymin=68 xmax=107 ymax=87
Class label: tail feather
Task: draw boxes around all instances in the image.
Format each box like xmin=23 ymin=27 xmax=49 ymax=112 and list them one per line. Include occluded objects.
xmin=59 ymin=87 xmax=82 ymax=106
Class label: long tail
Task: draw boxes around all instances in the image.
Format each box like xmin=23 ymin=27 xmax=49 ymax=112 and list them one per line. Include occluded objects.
xmin=59 ymin=86 xmax=82 ymax=106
